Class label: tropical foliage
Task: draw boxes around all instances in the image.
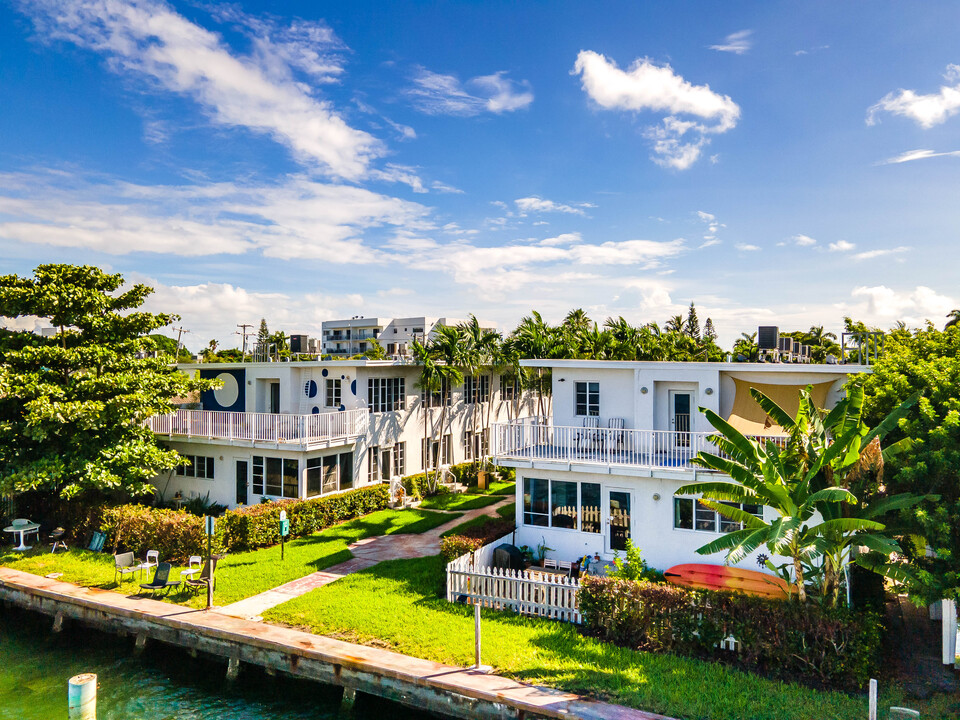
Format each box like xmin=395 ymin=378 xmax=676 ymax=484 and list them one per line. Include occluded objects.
xmin=0 ymin=265 xmax=214 ymax=499
xmin=677 ymin=381 xmax=924 ymax=606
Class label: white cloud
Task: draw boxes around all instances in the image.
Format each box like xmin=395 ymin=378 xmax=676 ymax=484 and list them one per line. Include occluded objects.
xmin=0 ymin=170 xmax=430 ymax=261
xmin=408 ymin=68 xmax=533 ymax=116
xmin=572 ymin=50 xmax=740 ymax=169
xmin=829 ymin=240 xmax=856 ymax=252
xmin=792 ymin=234 xmax=817 ymax=247
xmin=515 ymin=197 xmax=590 ymax=216
xmin=430 ymin=180 xmax=464 ymax=194
xmin=20 ymin=0 xmax=379 ymax=179
xmin=696 ymin=210 xmax=725 ymax=247
xmin=850 ymin=285 xmax=956 ymax=325
xmin=538 ymin=232 xmax=582 ymax=247
xmin=867 ymin=64 xmax=960 ymax=129
xmin=852 ymin=246 xmax=911 ymax=261
xmin=735 ymin=243 xmax=760 ymax=252
xmin=878 ymin=148 xmax=960 ymax=164
xmin=709 ymin=30 xmax=752 ymax=55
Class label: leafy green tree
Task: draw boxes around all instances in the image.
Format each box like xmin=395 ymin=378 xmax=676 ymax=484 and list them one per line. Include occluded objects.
xmin=0 ymin=265 xmax=213 ymax=499
xmin=677 ymin=382 xmax=921 ymax=606
xmin=703 ymin=318 xmax=718 ymax=342
xmin=945 ymin=309 xmax=960 ymax=330
xmin=862 ymin=323 xmax=960 ymax=602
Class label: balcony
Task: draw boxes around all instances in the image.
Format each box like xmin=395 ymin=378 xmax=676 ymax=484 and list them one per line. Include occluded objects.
xmin=148 ymin=408 xmax=369 ymax=449
xmin=493 ymin=417 xmax=785 ymax=473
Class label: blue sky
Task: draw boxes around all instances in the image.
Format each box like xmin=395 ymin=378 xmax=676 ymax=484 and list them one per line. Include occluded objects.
xmin=1 ymin=0 xmax=958 ymax=350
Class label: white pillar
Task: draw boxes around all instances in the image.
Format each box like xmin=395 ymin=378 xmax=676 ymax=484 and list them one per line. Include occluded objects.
xmin=68 ymin=673 xmax=96 ymax=720
xmin=942 ymin=599 xmax=957 ymax=666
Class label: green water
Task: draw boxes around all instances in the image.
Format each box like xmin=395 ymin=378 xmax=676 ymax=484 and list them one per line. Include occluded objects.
xmin=0 ymin=608 xmax=434 ymax=720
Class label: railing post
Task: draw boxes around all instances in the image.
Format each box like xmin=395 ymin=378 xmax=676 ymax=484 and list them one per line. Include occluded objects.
xmin=228 ymin=413 xmax=233 ymax=441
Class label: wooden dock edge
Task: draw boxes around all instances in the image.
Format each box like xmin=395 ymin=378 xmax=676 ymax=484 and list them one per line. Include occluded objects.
xmin=0 ymin=567 xmax=670 ymax=720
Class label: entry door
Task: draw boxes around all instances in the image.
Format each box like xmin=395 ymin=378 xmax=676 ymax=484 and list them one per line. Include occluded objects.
xmin=669 ymin=391 xmax=692 ymax=446
xmin=235 ymin=460 xmax=249 ymax=506
xmin=605 ymin=488 xmax=633 ymax=553
xmin=380 ymin=448 xmax=392 ymax=480
xmin=269 ymin=382 xmax=281 ymax=414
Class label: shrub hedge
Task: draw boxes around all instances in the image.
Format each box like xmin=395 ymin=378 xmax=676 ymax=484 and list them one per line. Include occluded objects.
xmin=102 ymin=504 xmax=206 ymax=564
xmin=578 ymin=576 xmax=882 ymax=688
xmin=217 ymin=484 xmax=389 ymax=551
xmin=440 ymin=535 xmax=483 ymax=563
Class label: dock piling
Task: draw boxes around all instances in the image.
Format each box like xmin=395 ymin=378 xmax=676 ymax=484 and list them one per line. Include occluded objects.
xmin=52 ymin=611 xmax=65 ymax=633
xmin=67 ymin=673 xmax=97 ymax=720
xmin=226 ymin=656 xmax=240 ymax=680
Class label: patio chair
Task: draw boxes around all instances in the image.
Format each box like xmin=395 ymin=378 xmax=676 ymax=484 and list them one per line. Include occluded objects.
xmin=184 ymin=556 xmax=220 ymax=594
xmin=575 ymin=416 xmax=601 ymax=453
xmin=180 ymin=555 xmax=202 ymax=580
xmin=139 ymin=562 xmax=181 ymax=596
xmin=608 ymin=417 xmax=626 ymax=453
xmin=557 ymin=560 xmax=574 ymax=576
xmin=542 ymin=558 xmax=558 ymax=570
xmin=144 ymin=550 xmax=159 ymax=572
xmin=114 ymin=552 xmax=141 ymax=584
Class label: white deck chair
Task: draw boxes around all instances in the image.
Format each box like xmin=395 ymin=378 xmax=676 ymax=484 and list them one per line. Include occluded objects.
xmin=144 ymin=550 xmax=159 ymax=573
xmin=608 ymin=417 xmax=626 ymax=453
xmin=576 ymin=416 xmax=601 ymax=452
xmin=542 ymin=558 xmax=557 ymax=569
xmin=557 ymin=560 xmax=573 ymax=576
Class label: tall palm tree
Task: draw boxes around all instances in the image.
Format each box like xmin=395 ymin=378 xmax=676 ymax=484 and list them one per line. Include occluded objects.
xmin=411 ymin=338 xmax=439 ymax=491
xmin=429 ymin=324 xmax=464 ymax=485
xmin=512 ymin=311 xmax=553 ymax=417
xmin=458 ymin=316 xmax=501 ymax=465
xmin=562 ymin=308 xmax=592 ymax=335
xmin=664 ymin=314 xmax=686 ymax=334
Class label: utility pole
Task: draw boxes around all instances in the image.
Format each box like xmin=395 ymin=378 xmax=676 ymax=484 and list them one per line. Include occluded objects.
xmin=172 ymin=327 xmax=191 ymax=360
xmin=236 ymin=323 xmax=254 ymax=360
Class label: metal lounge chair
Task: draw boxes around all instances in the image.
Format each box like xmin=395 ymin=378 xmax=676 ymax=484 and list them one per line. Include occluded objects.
xmin=184 ymin=556 xmax=220 ymax=594
xmin=114 ymin=551 xmax=141 ymax=584
xmin=138 ymin=562 xmax=181 ymax=596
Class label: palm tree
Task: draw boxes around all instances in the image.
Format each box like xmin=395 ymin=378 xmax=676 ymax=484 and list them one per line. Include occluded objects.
xmin=733 ymin=332 xmax=758 ymax=361
xmin=512 ymin=312 xmax=553 ymax=417
xmin=411 ymin=338 xmax=439 ymax=492
xmin=677 ymin=382 xmax=923 ymax=606
xmin=664 ymin=314 xmax=686 ymax=334
xmin=429 ymin=324 xmax=464 ymax=486
xmin=562 ymin=308 xmax=592 ymax=335
xmin=946 ymin=309 xmax=960 ymax=329
xmin=458 ymin=316 xmax=500 ymax=465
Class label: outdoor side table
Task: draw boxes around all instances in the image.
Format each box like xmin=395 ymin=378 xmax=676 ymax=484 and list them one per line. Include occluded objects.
xmin=4 ymin=522 xmax=41 ymax=551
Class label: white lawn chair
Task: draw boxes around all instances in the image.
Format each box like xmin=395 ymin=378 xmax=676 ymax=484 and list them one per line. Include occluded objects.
xmin=557 ymin=560 xmax=573 ymax=576
xmin=144 ymin=550 xmax=159 ymax=573
xmin=608 ymin=417 xmax=626 ymax=453
xmin=542 ymin=558 xmax=558 ymax=569
xmin=576 ymin=416 xmax=601 ymax=453
xmin=180 ymin=555 xmax=202 ymax=580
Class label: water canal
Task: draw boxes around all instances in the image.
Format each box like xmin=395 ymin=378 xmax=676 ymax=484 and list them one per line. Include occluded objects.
xmin=0 ymin=606 xmax=434 ymax=720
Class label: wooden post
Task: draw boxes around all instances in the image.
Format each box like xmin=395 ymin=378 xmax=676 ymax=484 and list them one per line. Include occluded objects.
xmin=68 ymin=673 xmax=96 ymax=720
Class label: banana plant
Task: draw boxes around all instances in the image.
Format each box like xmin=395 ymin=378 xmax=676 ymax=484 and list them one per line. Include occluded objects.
xmin=677 ymin=380 xmax=928 ymax=606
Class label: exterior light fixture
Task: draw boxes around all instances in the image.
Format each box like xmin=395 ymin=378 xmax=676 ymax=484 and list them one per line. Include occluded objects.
xmin=705 ymin=387 xmax=714 ymax=395
xmin=652 ymin=493 xmax=661 ymax=501
xmin=558 ymin=378 xmax=566 ymax=382
xmin=640 ymin=386 xmax=648 ymax=394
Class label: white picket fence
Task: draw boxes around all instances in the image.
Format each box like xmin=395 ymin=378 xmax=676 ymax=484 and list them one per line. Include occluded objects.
xmin=446 ymin=553 xmax=582 ymax=623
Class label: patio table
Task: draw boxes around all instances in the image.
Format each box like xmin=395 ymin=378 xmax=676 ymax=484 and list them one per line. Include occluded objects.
xmin=4 ymin=522 xmax=41 ymax=551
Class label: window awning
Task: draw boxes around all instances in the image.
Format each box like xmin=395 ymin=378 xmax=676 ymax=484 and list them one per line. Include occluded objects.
xmin=725 ymin=379 xmax=835 ymax=437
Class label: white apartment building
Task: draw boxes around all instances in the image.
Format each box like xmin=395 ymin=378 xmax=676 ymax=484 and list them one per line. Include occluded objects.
xmin=321 ymin=316 xmax=496 ymax=358
xmin=148 ymin=359 xmax=536 ymax=508
xmin=492 ymin=360 xmax=868 ymax=572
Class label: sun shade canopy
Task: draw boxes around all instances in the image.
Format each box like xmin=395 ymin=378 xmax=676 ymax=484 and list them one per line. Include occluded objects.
xmin=725 ymin=379 xmax=835 ymax=437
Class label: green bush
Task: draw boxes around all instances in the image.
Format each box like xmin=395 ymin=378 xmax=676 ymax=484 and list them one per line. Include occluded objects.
xmin=101 ymin=504 xmax=206 ymax=564
xmin=216 ymin=484 xmax=389 ymax=552
xmin=440 ymin=535 xmax=483 ymax=563
xmin=578 ymin=576 xmax=882 ymax=688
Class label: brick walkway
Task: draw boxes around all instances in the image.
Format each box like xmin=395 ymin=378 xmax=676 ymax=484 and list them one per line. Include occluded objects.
xmin=220 ymin=496 xmax=512 ymax=620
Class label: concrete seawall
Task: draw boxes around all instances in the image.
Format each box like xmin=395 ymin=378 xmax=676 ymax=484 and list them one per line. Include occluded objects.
xmin=0 ymin=567 xmax=668 ymax=720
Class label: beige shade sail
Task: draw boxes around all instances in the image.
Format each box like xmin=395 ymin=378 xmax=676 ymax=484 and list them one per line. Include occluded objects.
xmin=725 ymin=379 xmax=835 ymax=437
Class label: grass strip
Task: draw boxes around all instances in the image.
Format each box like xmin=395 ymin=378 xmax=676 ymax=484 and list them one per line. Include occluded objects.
xmin=418 ymin=494 xmax=500 ymax=511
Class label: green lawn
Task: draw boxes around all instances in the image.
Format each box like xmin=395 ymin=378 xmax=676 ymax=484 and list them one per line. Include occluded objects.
xmin=496 ymin=502 xmax=516 ymax=519
xmin=0 ymin=508 xmax=458 ymax=609
xmin=439 ymin=513 xmax=506 ymax=538
xmin=466 ymin=480 xmax=515 ymax=496
xmin=418 ymin=493 xmax=500 ymax=511
xmin=264 ymin=555 xmax=952 ymax=720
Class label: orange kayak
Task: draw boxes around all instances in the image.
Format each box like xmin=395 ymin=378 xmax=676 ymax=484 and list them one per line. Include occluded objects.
xmin=664 ymin=563 xmax=791 ymax=599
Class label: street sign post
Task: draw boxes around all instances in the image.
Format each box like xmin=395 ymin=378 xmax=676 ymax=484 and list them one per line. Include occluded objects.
xmin=279 ymin=510 xmax=289 ymax=560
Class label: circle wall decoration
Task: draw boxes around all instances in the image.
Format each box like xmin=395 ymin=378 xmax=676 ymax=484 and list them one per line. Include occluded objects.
xmin=213 ymin=372 xmax=239 ymax=408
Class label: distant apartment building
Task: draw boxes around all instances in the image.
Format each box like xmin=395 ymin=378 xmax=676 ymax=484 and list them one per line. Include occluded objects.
xmin=321 ymin=316 xmax=496 ymax=358
xmin=148 ymin=358 xmax=536 ymax=508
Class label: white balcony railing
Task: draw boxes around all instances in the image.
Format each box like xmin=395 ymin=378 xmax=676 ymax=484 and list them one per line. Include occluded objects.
xmin=492 ymin=418 xmax=787 ymax=471
xmin=148 ymin=408 xmax=369 ymax=447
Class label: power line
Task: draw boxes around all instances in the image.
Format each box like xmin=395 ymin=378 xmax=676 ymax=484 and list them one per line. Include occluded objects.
xmin=236 ymin=323 xmax=255 ymax=359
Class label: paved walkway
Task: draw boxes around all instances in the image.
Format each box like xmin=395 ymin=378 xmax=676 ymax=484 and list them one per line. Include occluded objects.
xmin=220 ymin=496 xmax=513 ymax=620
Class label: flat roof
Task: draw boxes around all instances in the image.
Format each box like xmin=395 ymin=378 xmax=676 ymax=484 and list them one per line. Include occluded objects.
xmin=519 ymin=359 xmax=871 ymax=373
xmin=176 ymin=359 xmax=416 ymax=371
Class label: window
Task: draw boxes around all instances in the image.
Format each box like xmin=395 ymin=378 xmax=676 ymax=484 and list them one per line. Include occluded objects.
xmin=500 ymin=375 xmax=518 ymax=401
xmin=523 ymin=477 xmax=550 ymax=527
xmin=464 ymin=429 xmax=489 ymax=460
xmin=325 ymin=378 xmax=341 ymax=407
xmin=674 ymin=497 xmax=763 ymax=532
xmin=252 ymin=456 xmax=298 ymax=498
xmin=368 ymin=377 xmax=405 ymax=412
xmin=551 ymin=480 xmax=578 ymax=529
xmin=176 ymin=455 xmax=214 ymax=479
xmin=304 ymin=452 xmax=351 ymax=498
xmin=421 ymin=377 xmax=451 ymax=408
xmin=393 ymin=442 xmax=406 ymax=476
xmin=464 ymin=375 xmax=490 ymax=404
xmin=575 ymin=381 xmax=600 ymax=416
xmin=367 ymin=447 xmax=380 ymax=483
xmin=422 ymin=435 xmax=452 ymax=470
xmin=580 ymin=483 xmax=602 ymax=533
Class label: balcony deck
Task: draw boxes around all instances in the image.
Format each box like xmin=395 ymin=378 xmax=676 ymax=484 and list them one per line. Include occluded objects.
xmin=148 ymin=408 xmax=369 ymax=449
xmin=493 ymin=419 xmax=784 ymax=473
